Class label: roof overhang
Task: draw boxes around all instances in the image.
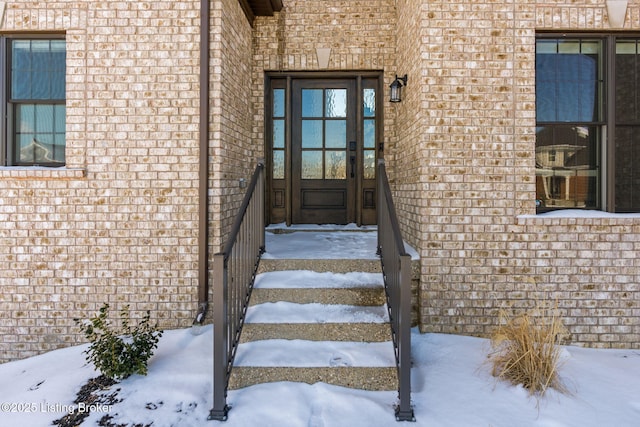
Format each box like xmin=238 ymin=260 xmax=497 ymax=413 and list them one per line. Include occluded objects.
xmin=238 ymin=0 xmax=283 ymax=25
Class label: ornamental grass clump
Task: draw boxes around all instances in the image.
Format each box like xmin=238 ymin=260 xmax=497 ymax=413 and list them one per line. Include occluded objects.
xmin=75 ymin=303 xmax=163 ymax=381
xmin=489 ymin=304 xmax=568 ymax=396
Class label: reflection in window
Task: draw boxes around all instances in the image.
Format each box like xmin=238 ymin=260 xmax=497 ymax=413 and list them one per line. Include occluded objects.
xmin=326 ymin=89 xmax=347 ymax=117
xmin=302 ymin=89 xmax=323 ymax=117
xmin=325 ymin=151 xmax=346 ymax=179
xmin=273 ymin=151 xmax=284 ymax=179
xmin=535 ymin=38 xmax=602 ymax=211
xmin=302 ymin=151 xmax=323 ymax=179
xmin=325 ymin=120 xmax=346 ymax=148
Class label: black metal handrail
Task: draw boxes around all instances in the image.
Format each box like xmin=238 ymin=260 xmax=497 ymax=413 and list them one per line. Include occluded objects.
xmin=209 ymin=161 xmax=265 ymax=421
xmin=377 ymin=159 xmax=415 ymax=422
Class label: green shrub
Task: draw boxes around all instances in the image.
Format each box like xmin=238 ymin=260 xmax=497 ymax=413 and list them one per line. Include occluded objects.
xmin=75 ymin=303 xmax=163 ymax=380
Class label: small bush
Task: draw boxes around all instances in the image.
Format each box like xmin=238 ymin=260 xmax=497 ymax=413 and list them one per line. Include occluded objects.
xmin=75 ymin=303 xmax=163 ymax=381
xmin=488 ymin=303 xmax=568 ymax=396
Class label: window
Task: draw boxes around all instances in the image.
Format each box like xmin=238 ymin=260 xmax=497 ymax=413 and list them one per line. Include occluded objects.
xmin=2 ymin=36 xmax=66 ymax=167
xmin=536 ymin=35 xmax=640 ymax=213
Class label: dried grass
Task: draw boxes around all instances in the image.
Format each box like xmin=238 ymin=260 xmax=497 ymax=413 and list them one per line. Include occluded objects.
xmin=489 ymin=304 xmax=569 ymax=396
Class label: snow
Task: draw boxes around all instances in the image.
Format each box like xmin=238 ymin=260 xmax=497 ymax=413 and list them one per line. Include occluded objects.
xmin=245 ymin=301 xmax=389 ymax=324
xmin=2 ymin=228 xmax=639 ymax=426
xmin=263 ymin=228 xmax=420 ymax=260
xmin=521 ymin=209 xmax=640 ymax=218
xmin=2 ymin=326 xmax=640 ymax=427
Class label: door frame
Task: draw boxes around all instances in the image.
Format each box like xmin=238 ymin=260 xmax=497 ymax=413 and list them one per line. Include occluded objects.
xmin=265 ymin=71 xmax=384 ymax=226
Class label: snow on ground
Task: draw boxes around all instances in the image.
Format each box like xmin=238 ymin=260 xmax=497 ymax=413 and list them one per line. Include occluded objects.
xmin=1 ymin=324 xmax=640 ymax=427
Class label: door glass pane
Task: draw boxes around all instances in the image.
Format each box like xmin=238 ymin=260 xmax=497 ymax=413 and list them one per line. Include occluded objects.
xmin=364 ymin=119 xmax=375 ymax=148
xmin=302 ymin=151 xmax=323 ymax=179
xmin=325 ymin=151 xmax=346 ymax=179
xmin=326 ymin=89 xmax=347 ymax=117
xmin=302 ymin=89 xmax=323 ymax=117
xmin=273 ymin=150 xmax=285 ymax=179
xmin=325 ymin=120 xmax=346 ymax=148
xmin=273 ymin=119 xmax=285 ymax=148
xmin=363 ymin=88 xmax=376 ymax=117
xmin=273 ymin=89 xmax=285 ymax=117
xmin=364 ymin=150 xmax=376 ymax=180
xmin=302 ymin=120 xmax=323 ymax=148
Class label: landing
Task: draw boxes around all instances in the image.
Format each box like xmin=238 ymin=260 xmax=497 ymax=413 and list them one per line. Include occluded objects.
xmin=264 ymin=224 xmax=378 ymax=260
xmin=264 ymin=223 xmax=418 ymax=260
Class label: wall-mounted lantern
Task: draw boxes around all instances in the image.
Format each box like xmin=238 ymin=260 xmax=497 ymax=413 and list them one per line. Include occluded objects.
xmin=389 ymin=74 xmax=408 ymax=103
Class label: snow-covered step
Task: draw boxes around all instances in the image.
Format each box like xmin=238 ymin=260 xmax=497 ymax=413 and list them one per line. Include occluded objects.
xmin=251 ymin=271 xmax=387 ymax=306
xmin=246 ymin=302 xmax=389 ymax=324
xmin=242 ymin=301 xmax=391 ymax=343
xmin=229 ymin=340 xmax=398 ymax=391
xmin=234 ymin=340 xmax=396 ymax=367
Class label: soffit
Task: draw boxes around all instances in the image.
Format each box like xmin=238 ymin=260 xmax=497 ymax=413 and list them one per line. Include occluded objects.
xmin=238 ymin=0 xmax=283 ymax=24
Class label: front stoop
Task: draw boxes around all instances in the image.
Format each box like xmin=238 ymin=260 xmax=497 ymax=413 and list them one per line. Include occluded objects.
xmin=228 ymin=266 xmax=399 ymax=391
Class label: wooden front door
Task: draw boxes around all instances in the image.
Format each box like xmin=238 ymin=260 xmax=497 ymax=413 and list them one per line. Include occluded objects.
xmin=291 ymin=79 xmax=356 ymax=224
xmin=267 ymin=74 xmax=381 ymax=225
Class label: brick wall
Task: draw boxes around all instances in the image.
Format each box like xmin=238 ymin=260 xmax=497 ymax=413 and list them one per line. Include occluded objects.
xmin=413 ymin=0 xmax=640 ymax=349
xmin=0 ymin=0 xmax=237 ymax=363
xmin=1 ymin=0 xmax=639 ymax=363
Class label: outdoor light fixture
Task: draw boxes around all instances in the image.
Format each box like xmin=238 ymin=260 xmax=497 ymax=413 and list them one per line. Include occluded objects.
xmin=389 ymin=74 xmax=408 ymax=103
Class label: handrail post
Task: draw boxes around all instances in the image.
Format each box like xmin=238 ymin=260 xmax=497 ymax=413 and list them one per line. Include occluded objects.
xmin=377 ymin=160 xmax=415 ymax=422
xmin=209 ymin=253 xmax=230 ymax=421
xmin=396 ymin=254 xmax=414 ymax=421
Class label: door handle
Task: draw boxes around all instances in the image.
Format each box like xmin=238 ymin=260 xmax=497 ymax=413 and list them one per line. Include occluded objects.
xmin=350 ymin=156 xmax=355 ymax=178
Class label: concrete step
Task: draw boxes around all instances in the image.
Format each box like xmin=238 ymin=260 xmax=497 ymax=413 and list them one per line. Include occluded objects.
xmin=252 ymin=270 xmax=386 ymax=306
xmin=229 ymin=339 xmax=398 ymax=391
xmin=230 ymin=249 xmax=400 ymax=392
xmin=258 ymin=258 xmax=381 ymax=274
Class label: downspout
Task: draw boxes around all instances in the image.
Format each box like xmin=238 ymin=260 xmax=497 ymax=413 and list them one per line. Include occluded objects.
xmin=194 ymin=0 xmax=210 ymax=327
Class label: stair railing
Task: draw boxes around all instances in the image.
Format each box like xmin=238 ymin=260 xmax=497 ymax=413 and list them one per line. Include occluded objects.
xmin=209 ymin=161 xmax=265 ymax=421
xmin=377 ymin=159 xmax=415 ymax=422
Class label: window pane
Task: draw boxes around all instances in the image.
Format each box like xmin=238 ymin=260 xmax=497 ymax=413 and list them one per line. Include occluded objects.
xmin=325 ymin=151 xmax=346 ymax=179
xmin=536 ymin=39 xmax=602 ymax=123
xmin=52 ymin=133 xmax=66 ymax=163
xmin=363 ymin=150 xmax=376 ymax=180
xmin=273 ymin=150 xmax=285 ymax=179
xmin=614 ymin=127 xmax=640 ymax=211
xmin=616 ymin=40 xmax=640 ymax=122
xmin=35 ymin=105 xmax=54 ymax=133
xmin=302 ymin=89 xmax=323 ymax=117
xmin=15 ymin=103 xmax=65 ymax=165
xmin=11 ymin=39 xmax=66 ymax=100
xmin=273 ymin=89 xmax=285 ymax=117
xmin=302 ymin=120 xmax=323 ymax=148
xmin=364 ymin=119 xmax=376 ymax=148
xmin=363 ymin=88 xmax=376 ymax=117
xmin=326 ymin=89 xmax=347 ymax=117
xmin=273 ymin=119 xmax=285 ymax=148
xmin=302 ymin=151 xmax=323 ymax=179
xmin=55 ymin=104 xmax=66 ymax=132
xmin=535 ymin=125 xmax=600 ymax=210
xmin=325 ymin=120 xmax=346 ymax=148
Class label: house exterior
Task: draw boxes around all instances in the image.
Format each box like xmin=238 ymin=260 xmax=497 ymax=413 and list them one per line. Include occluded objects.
xmin=1 ymin=0 xmax=639 ymax=364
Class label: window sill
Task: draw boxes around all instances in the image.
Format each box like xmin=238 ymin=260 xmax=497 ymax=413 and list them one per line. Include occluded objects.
xmin=0 ymin=167 xmax=86 ymax=180
xmin=517 ymin=209 xmax=640 ymax=225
